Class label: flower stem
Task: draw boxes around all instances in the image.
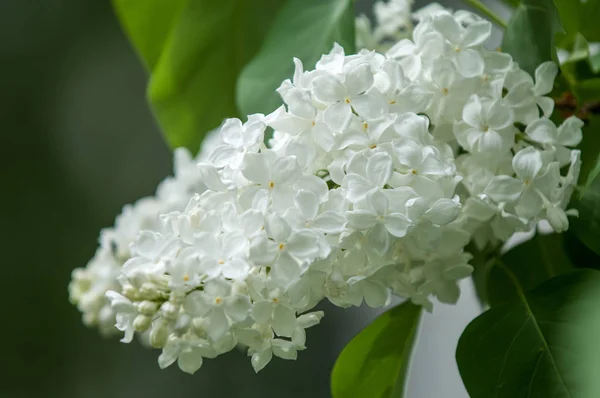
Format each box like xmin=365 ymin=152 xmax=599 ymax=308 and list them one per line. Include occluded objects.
xmin=464 ymin=0 xmax=508 ymax=29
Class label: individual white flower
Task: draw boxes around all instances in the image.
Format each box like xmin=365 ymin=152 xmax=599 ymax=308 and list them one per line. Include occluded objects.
xmin=484 ymin=147 xmax=561 ymax=219
xmin=311 ymin=63 xmax=384 ymax=130
xmin=342 ymin=151 xmax=394 ymax=203
xmin=504 ymin=61 xmax=558 ymax=124
xmin=209 ymin=116 xmax=266 ymax=168
xmin=432 ymin=13 xmax=491 ymax=77
xmin=454 ymin=95 xmax=516 ymax=153
xmin=525 ymin=116 xmax=583 ymax=165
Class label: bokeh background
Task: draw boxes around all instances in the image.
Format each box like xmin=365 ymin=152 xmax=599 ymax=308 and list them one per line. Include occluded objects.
xmin=1 ymin=0 xmax=509 ymax=396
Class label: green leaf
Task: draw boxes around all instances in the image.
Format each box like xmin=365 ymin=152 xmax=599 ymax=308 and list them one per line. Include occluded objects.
xmin=500 ymin=0 xmax=520 ymax=8
xmin=486 ymin=233 xmax=574 ymax=306
xmin=236 ymin=0 xmax=356 ymax=116
xmin=113 ymin=0 xmax=281 ymax=153
xmin=457 ymin=269 xmax=600 ymax=398
xmin=501 ymin=0 xmax=564 ymax=76
xmin=466 ymin=242 xmax=500 ymax=306
xmin=555 ymin=0 xmax=600 ymax=49
xmin=564 ymin=230 xmax=600 ymax=271
xmin=331 ymin=301 xmax=421 ymax=398
xmin=577 ymin=115 xmax=600 ymax=193
xmin=570 ymin=175 xmax=600 ymax=257
xmin=590 ymin=52 xmax=600 ymax=74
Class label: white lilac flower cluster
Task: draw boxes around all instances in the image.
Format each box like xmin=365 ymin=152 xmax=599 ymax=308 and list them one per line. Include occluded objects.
xmin=69 ymin=146 xmax=214 ymax=336
xmin=72 ymin=6 xmax=583 ymax=376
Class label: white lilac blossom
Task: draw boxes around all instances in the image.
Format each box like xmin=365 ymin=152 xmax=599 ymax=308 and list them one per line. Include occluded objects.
xmin=75 ymin=6 xmax=583 ymax=376
xmin=69 ymin=138 xmax=219 ymax=336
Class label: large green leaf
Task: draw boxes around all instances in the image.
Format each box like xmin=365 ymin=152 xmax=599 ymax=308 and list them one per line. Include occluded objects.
xmin=457 ymin=269 xmax=600 ymax=398
xmin=570 ymin=174 xmax=600 ymax=257
xmin=590 ymin=52 xmax=600 ymax=74
xmin=555 ymin=0 xmax=600 ymax=49
xmin=113 ymin=0 xmax=281 ymax=153
xmin=502 ymin=0 xmax=563 ymax=76
xmin=236 ymin=0 xmax=356 ymax=116
xmin=486 ymin=233 xmax=574 ymax=306
xmin=331 ymin=301 xmax=421 ymax=398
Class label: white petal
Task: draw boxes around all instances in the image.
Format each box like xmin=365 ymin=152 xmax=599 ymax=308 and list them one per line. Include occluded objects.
xmin=324 ymin=102 xmax=352 ymax=131
xmin=386 ymin=39 xmax=416 ymax=58
xmin=208 ymin=145 xmax=240 ymax=168
xmin=525 ymin=118 xmax=557 ymax=144
xmin=184 ymin=291 xmax=211 ymax=317
xmin=478 ymin=129 xmax=505 ymax=152
xmin=295 ymin=175 xmax=329 ymax=201
xmin=252 ymin=301 xmax=273 ymax=324
xmin=243 ymin=116 xmax=266 ymax=146
xmin=222 ymin=258 xmax=249 ymax=280
xmin=462 ymin=95 xmax=483 ymax=127
xmin=222 ymin=231 xmax=248 ymax=259
xmin=347 ymin=209 xmax=378 ymax=230
xmin=224 ymin=295 xmax=251 ymax=322
xmin=178 ymin=350 xmax=203 ymax=375
xmin=513 ymin=147 xmax=542 ymax=180
xmin=345 ymin=63 xmax=374 ymax=96
xmin=362 ymin=281 xmax=390 ymax=308
xmin=272 ymin=339 xmax=298 ymax=360
xmin=241 ymin=153 xmax=270 ymax=185
xmin=272 ymin=305 xmax=296 ymax=337
xmin=265 ymin=213 xmax=291 ymax=243
xmin=536 ymin=96 xmax=555 ymax=118
xmin=366 ymin=152 xmax=393 ymax=187
xmin=423 ymin=198 xmax=460 ymax=225
xmin=557 ymin=116 xmax=584 ymax=147
xmin=312 ymin=74 xmax=345 ymax=103
xmin=367 ymin=223 xmax=390 ymax=257
xmin=533 ymin=61 xmax=558 ymax=95
xmin=272 ymin=155 xmax=300 ymax=185
xmin=433 ymin=14 xmax=462 ymax=44
xmin=351 ymin=92 xmax=386 ymax=120
xmin=286 ymin=230 xmax=320 ymax=259
xmin=267 ymin=107 xmax=309 ymax=135
xmin=272 ymin=252 xmax=302 ymax=284
xmin=484 ymin=176 xmax=523 ymax=202
xmin=158 ymin=340 xmax=179 ymax=369
xmin=487 ymin=100 xmax=514 ymax=130
xmin=394 ymin=139 xmax=423 ymax=168
xmin=384 ymin=213 xmax=411 ymax=237
xmin=454 ymin=48 xmax=484 ymax=77
xmin=207 ymin=309 xmax=229 ymax=341
xmin=197 ymin=163 xmax=226 ymax=191
xmin=311 ymin=211 xmax=346 ymax=233
xmin=220 ymin=118 xmax=243 ymax=147
xmin=462 ymin=20 xmax=491 ymax=47
xmin=251 ymin=349 xmax=273 ymax=373
xmin=366 ymin=189 xmax=388 ymax=216
xmin=342 ymin=173 xmax=374 ymax=203
xmin=295 ymin=190 xmax=319 ymax=221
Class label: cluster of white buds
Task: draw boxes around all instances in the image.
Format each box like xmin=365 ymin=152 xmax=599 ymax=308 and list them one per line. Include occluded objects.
xmin=72 ymin=3 xmax=583 ymax=376
xmin=69 ymin=144 xmax=216 ymax=335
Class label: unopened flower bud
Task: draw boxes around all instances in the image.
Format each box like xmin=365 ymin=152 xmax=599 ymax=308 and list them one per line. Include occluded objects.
xmin=122 ymin=284 xmax=137 ymax=300
xmin=137 ymin=300 xmax=159 ymax=316
xmin=150 ymin=320 xmax=169 ymax=348
xmin=134 ymin=314 xmax=152 ymax=332
xmin=546 ymin=206 xmax=569 ymax=233
xmin=160 ymin=301 xmax=179 ymax=321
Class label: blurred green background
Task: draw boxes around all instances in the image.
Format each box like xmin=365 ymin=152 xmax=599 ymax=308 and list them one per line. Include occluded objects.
xmin=0 ymin=0 xmax=506 ymax=396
